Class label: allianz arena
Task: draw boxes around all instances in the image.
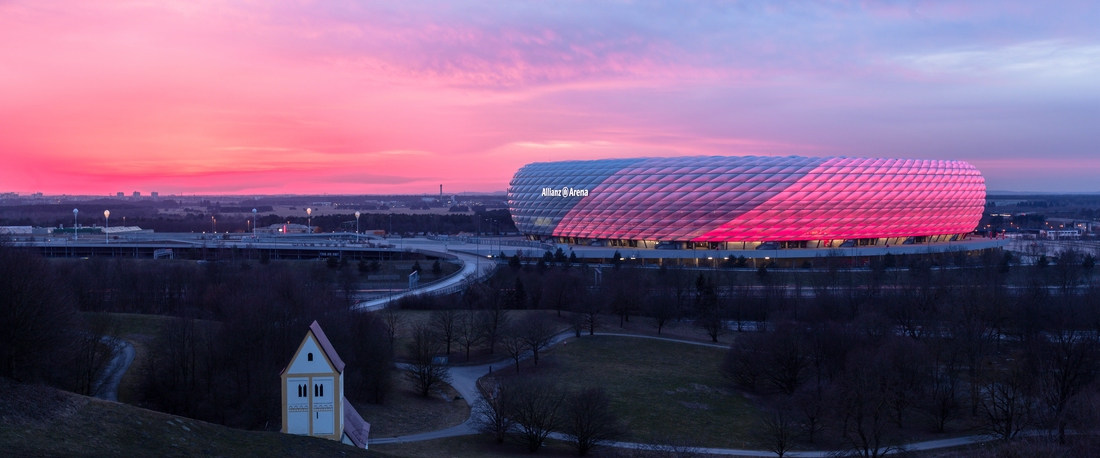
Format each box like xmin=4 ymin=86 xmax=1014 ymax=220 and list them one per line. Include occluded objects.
xmin=508 ymin=156 xmax=988 ymax=250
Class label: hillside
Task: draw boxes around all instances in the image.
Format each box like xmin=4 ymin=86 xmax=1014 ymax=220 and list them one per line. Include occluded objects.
xmin=0 ymin=378 xmax=385 ymax=458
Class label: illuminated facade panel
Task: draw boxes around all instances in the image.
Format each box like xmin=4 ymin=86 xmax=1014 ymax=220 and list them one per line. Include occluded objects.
xmin=508 ymin=156 xmax=986 ymax=242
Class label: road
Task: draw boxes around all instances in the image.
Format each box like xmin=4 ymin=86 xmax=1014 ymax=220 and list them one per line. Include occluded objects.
xmin=354 ymin=249 xmax=497 ymax=311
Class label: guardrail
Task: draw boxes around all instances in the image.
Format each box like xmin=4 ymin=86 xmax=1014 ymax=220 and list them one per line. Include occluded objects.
xmin=426 ymin=235 xmax=556 ymax=251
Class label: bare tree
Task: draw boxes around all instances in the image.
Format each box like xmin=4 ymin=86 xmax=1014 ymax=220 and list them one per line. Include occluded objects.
xmin=337 ymin=264 xmax=360 ymax=308
xmin=431 ymin=307 xmax=460 ymax=356
xmin=762 ymin=325 xmax=810 ymax=394
xmin=980 ymin=364 xmax=1036 ymax=441
xmin=794 ymin=385 xmax=827 ymax=444
xmin=1037 ymin=329 xmax=1098 ymax=444
xmin=562 ymin=387 xmax=624 ymax=456
xmin=922 ymin=339 xmax=963 ymax=433
xmin=574 ymin=293 xmax=604 ymax=336
xmin=404 ymin=325 xmax=451 ymax=397
xmin=379 ymin=306 xmax=405 ymax=349
xmin=500 ymin=325 xmax=527 ymax=373
xmin=519 ymin=313 xmax=557 ymax=366
xmin=478 ymin=305 xmax=510 ymax=355
xmin=473 ymin=379 xmax=516 ymax=443
xmin=758 ymin=406 xmax=799 ymax=458
xmin=546 ymin=271 xmax=579 ymax=317
xmin=73 ymin=312 xmax=118 ymax=397
xmin=835 ymin=350 xmax=896 ymax=458
xmin=646 ymin=293 xmax=678 ymax=335
xmin=455 ymin=310 xmax=485 ymax=362
xmin=694 ymin=275 xmax=726 ymax=342
xmin=722 ymin=333 xmax=766 ymax=392
xmin=506 ymin=377 xmax=566 ymax=452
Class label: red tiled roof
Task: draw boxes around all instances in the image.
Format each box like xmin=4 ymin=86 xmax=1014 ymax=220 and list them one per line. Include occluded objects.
xmin=310 ymin=320 xmax=346 ymax=373
xmin=343 ymin=398 xmax=370 ymax=448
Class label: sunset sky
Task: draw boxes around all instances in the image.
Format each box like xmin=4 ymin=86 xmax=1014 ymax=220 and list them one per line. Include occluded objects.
xmin=2 ymin=1 xmax=1098 ymax=195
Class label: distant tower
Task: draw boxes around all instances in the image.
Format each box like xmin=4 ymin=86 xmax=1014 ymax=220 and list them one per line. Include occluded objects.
xmin=439 ymin=184 xmax=443 ymax=203
xmin=281 ymin=321 xmax=370 ymax=448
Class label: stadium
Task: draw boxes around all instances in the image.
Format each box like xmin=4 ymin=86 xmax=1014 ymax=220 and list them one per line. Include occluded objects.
xmin=508 ymin=156 xmax=1002 ymax=261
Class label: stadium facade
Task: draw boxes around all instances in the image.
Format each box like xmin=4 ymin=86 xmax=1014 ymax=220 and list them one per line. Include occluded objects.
xmin=508 ymin=156 xmax=986 ymax=250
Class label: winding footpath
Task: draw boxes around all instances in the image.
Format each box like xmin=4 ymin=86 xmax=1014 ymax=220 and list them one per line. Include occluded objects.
xmin=369 ymin=331 xmax=998 ymax=456
xmin=92 ymin=336 xmax=135 ymax=402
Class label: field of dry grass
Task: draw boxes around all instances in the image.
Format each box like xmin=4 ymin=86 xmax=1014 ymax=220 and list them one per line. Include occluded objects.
xmin=353 ymin=375 xmax=470 ymax=438
xmin=0 ymin=378 xmax=381 ymax=458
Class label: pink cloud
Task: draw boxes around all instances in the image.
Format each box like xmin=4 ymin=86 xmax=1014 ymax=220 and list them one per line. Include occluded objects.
xmin=0 ymin=1 xmax=1097 ymax=194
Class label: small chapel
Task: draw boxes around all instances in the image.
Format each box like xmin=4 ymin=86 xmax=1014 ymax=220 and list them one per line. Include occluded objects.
xmin=280 ymin=320 xmax=371 ymax=448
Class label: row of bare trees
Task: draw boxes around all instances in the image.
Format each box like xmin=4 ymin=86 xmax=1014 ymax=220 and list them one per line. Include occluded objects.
xmin=475 ymin=376 xmax=624 ymax=455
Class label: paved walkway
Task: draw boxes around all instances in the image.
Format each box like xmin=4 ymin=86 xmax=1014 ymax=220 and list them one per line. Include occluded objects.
xmin=93 ymin=336 xmax=135 ymax=402
xmin=369 ymin=332 xmax=993 ymax=455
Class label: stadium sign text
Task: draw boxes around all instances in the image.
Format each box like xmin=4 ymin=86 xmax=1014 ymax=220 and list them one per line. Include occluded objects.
xmin=542 ymin=187 xmax=589 ymax=198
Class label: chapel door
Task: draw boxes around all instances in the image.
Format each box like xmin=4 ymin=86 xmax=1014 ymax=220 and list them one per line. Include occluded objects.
xmin=311 ymin=377 xmax=335 ymax=435
xmin=285 ymin=378 xmax=309 ymax=434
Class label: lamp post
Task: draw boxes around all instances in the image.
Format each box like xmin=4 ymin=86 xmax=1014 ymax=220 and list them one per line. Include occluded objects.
xmin=72 ymin=208 xmax=78 ymax=240
xmin=306 ymin=207 xmax=312 ymax=234
xmin=354 ymin=211 xmax=361 ymax=242
xmin=104 ymin=210 xmax=110 ymax=244
xmin=252 ymin=208 xmax=257 ymax=238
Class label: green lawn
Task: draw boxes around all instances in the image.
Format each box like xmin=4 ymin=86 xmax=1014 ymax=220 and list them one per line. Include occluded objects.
xmin=496 ymin=335 xmax=762 ymax=449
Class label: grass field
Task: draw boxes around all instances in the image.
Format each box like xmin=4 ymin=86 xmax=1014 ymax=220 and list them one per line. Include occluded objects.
xmin=490 ymin=335 xmax=762 ymax=449
xmin=0 ymin=378 xmax=382 ymax=458
xmin=354 ymin=375 xmax=470 ymax=438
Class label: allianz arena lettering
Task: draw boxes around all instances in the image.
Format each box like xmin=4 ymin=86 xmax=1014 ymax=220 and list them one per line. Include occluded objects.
xmin=508 ymin=156 xmax=986 ymax=243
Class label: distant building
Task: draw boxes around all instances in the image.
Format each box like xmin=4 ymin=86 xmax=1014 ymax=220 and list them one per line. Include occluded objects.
xmin=150 ymin=191 xmax=159 ymax=198
xmin=1040 ymin=229 xmax=1081 ymax=239
xmin=258 ymin=223 xmax=313 ymax=234
xmin=117 ymin=192 xmax=125 ymax=198
xmin=280 ymin=321 xmax=369 ymax=449
xmin=1046 ymin=218 xmax=1095 ymax=234
xmin=132 ymin=191 xmax=141 ymax=198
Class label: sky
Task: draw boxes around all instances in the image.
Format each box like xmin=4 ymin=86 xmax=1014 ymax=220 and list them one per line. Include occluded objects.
xmin=1 ymin=1 xmax=1098 ymax=195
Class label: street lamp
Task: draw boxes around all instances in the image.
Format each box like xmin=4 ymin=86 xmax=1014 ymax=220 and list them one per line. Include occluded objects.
xmin=354 ymin=211 xmax=361 ymax=242
xmin=72 ymin=208 xmax=79 ymax=240
xmin=252 ymin=208 xmax=257 ymax=238
xmin=104 ymin=210 xmax=110 ymax=244
xmin=211 ymin=215 xmax=216 ymax=234
xmin=306 ymin=207 xmax=312 ymax=234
